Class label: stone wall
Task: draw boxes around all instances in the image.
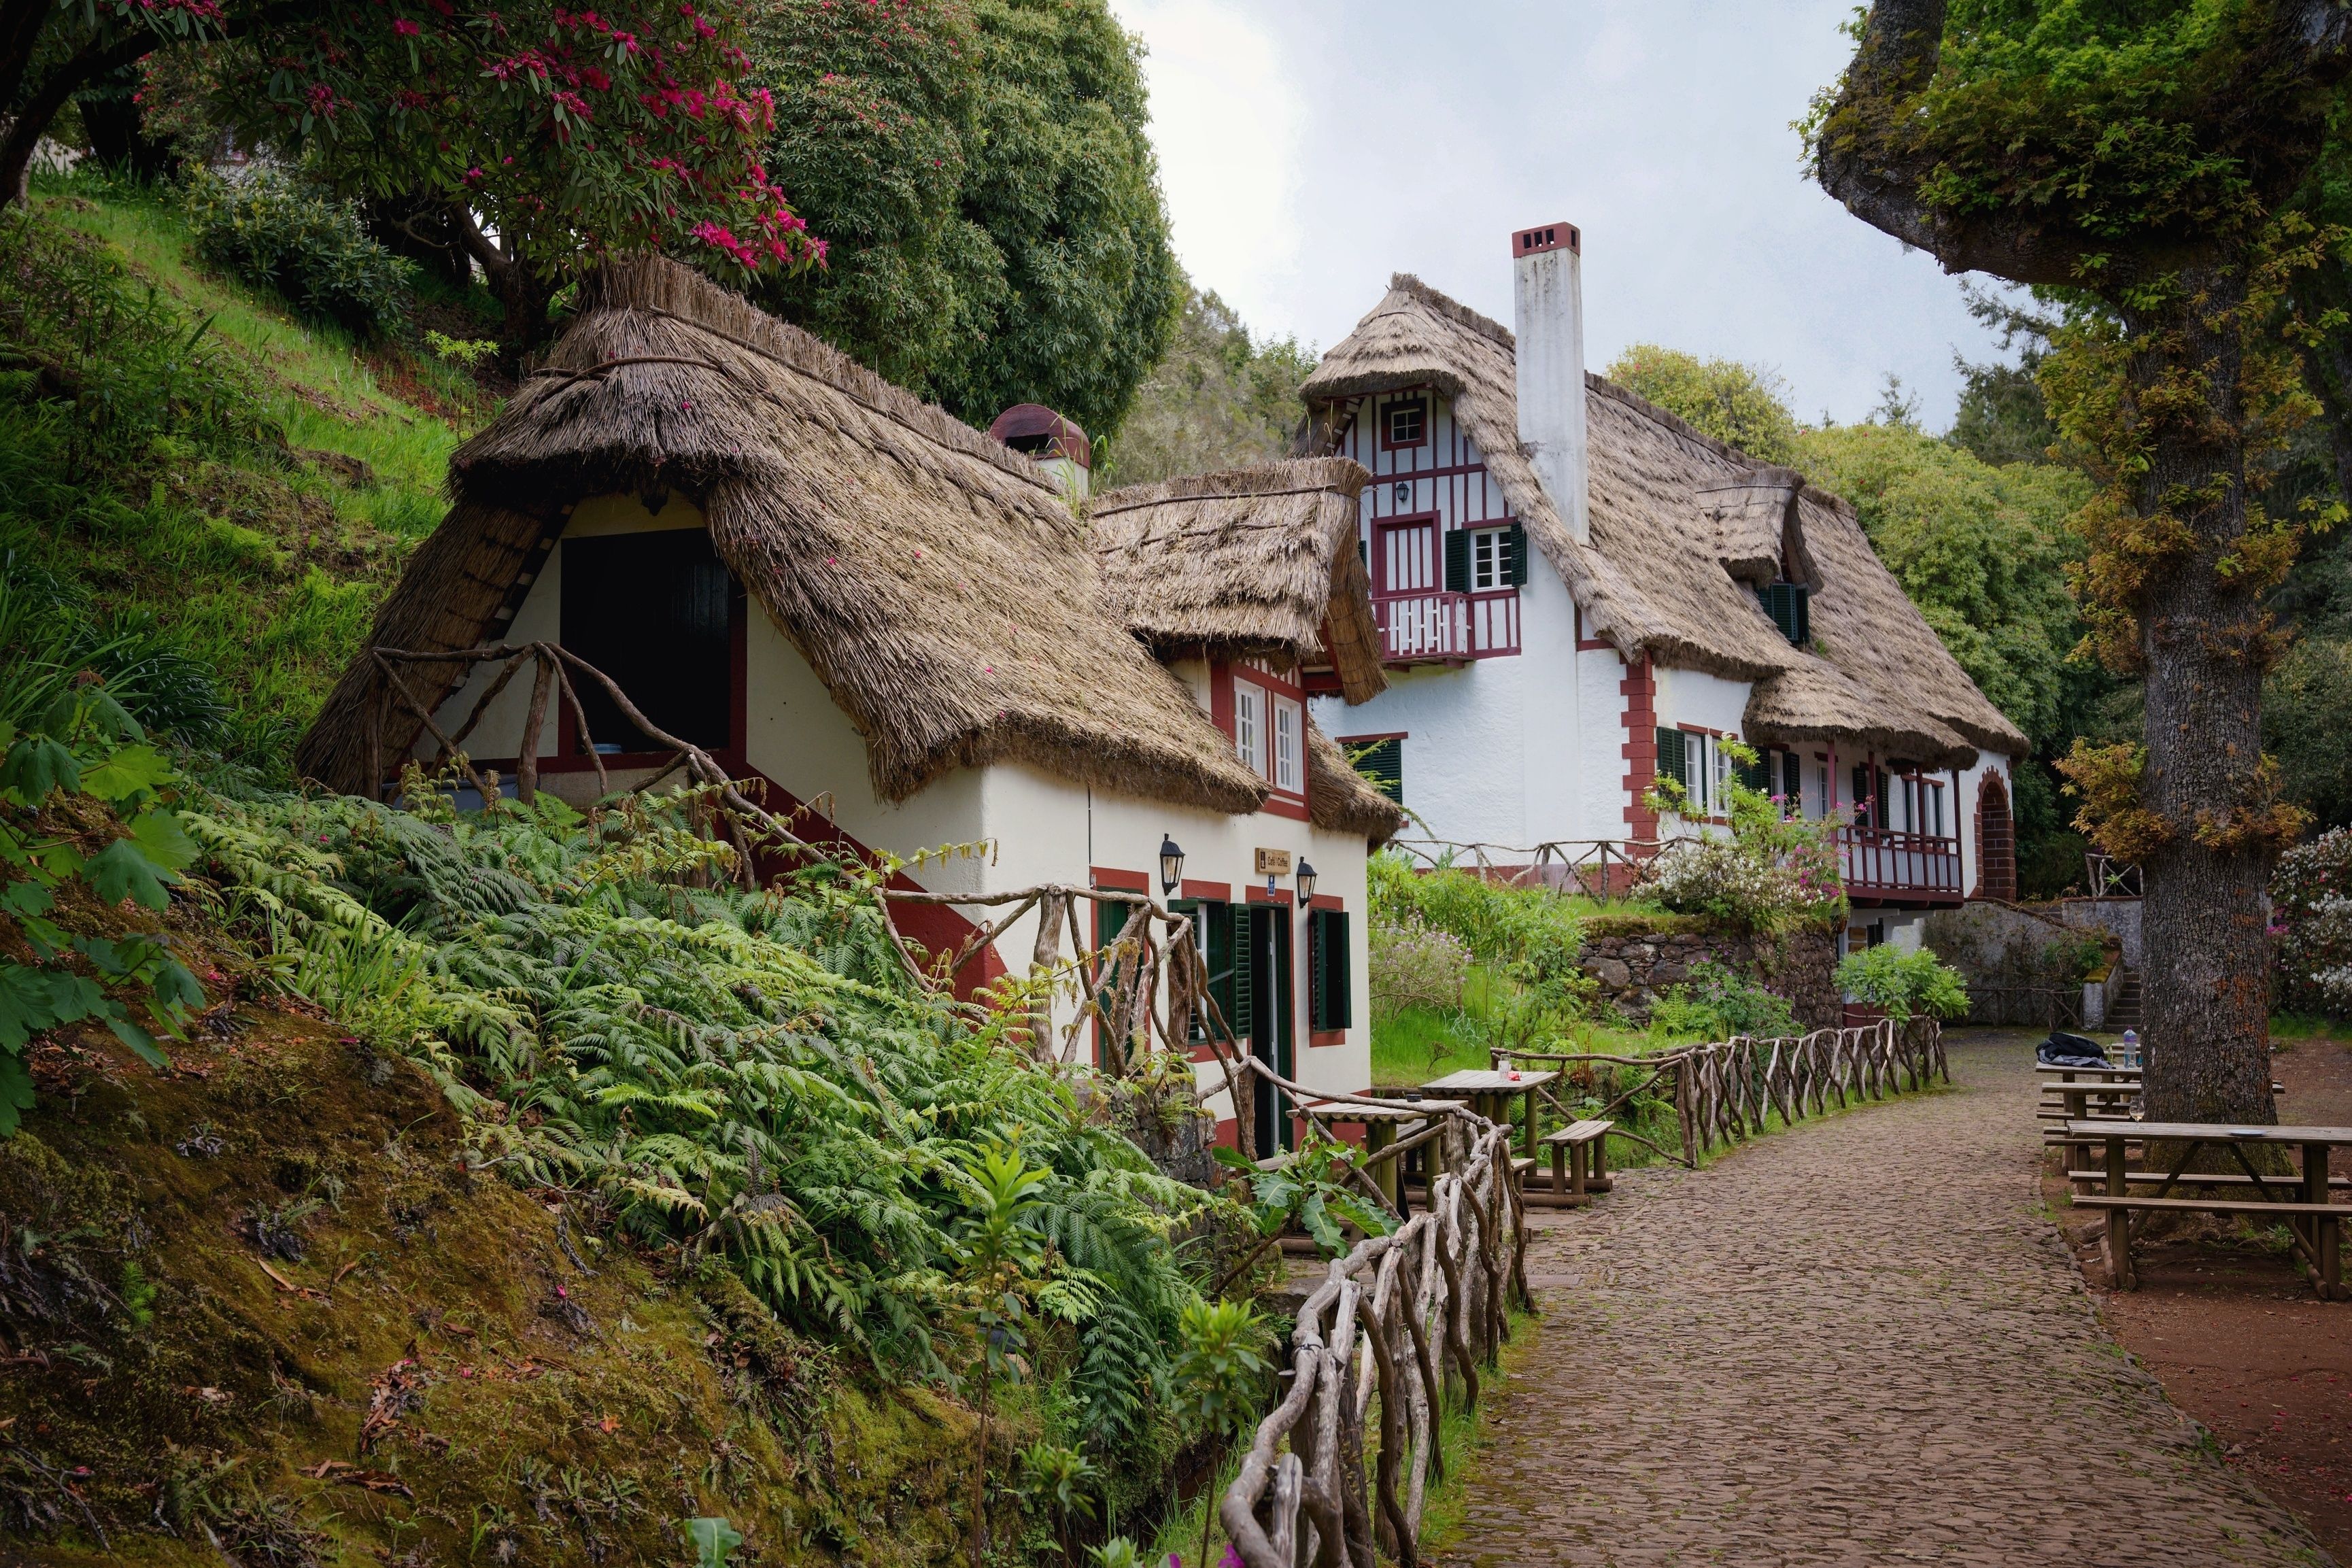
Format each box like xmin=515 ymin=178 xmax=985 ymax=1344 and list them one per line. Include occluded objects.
xmin=1578 ymin=925 xmax=1841 ymax=1033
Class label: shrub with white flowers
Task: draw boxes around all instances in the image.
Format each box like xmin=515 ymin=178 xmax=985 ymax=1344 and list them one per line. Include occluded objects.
xmin=2274 ymin=827 xmax=2352 ymax=1016
xmin=1638 ymin=742 xmax=1847 ymax=932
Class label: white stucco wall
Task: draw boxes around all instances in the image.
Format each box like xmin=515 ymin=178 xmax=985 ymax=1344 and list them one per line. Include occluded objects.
xmin=424 ymin=492 xmax=1376 ymax=1118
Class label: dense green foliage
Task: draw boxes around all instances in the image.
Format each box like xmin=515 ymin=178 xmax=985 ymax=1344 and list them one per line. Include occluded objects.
xmin=0 ymin=674 xmax=205 ymax=1132
xmin=1106 ymin=286 xmax=1319 ymax=486
xmin=1834 ymin=943 xmax=1971 ymax=1023
xmin=748 ymin=0 xmax=1182 ymax=441
xmin=1649 ymin=959 xmax=1799 ymax=1042
xmin=182 ymin=171 xmax=416 ymax=338
xmin=1367 ymin=852 xmax=1584 ymax=978
xmin=186 ymin=775 xmax=1212 ymax=1464
xmin=1605 ymin=343 xmax=1804 ymax=466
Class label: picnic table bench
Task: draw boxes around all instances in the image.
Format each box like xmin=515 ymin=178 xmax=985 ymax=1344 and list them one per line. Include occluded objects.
xmin=2065 ymin=1119 xmax=2352 ymax=1299
xmin=1531 ymin=1118 xmax=1614 ymax=1207
xmin=1295 ymin=1097 xmax=1461 ymax=1214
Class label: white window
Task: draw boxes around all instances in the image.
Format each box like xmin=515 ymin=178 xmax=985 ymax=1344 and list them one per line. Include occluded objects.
xmin=1682 ymin=732 xmax=1710 ymax=816
xmin=1471 ymin=529 xmax=1505 ymax=590
xmin=1274 ymin=698 xmax=1301 ymax=792
xmin=1925 ymin=779 xmax=1945 ymax=837
xmin=1711 ymin=740 xmax=1733 ymax=815
xmin=1234 ymin=682 xmax=1264 ymax=777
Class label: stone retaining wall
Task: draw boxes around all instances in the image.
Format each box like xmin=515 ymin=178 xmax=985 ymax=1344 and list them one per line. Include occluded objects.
xmin=1578 ymin=925 xmax=1841 ymax=1032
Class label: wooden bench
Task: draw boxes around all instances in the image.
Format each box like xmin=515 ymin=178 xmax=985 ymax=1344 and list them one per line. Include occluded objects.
xmin=1535 ymin=1119 xmax=1614 ymax=1207
xmin=2065 ymin=1170 xmax=2352 ymax=1191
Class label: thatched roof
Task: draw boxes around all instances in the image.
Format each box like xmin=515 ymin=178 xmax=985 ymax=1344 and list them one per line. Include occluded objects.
xmin=1088 ymin=459 xmax=1388 ymax=704
xmin=1307 ymin=719 xmax=1408 ymax=843
xmin=1299 ymin=275 xmax=2028 ymax=766
xmin=296 ymin=256 xmax=1269 ymax=813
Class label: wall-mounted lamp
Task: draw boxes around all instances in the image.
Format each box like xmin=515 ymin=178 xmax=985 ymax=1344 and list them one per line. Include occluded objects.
xmin=1159 ymin=835 xmax=1184 ymax=897
xmin=1295 ymin=860 xmax=1318 ymax=904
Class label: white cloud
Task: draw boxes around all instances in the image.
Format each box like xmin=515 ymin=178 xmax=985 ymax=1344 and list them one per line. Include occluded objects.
xmin=1112 ymin=2 xmax=2010 ymax=428
xmin=1112 ymin=0 xmax=1306 ymax=315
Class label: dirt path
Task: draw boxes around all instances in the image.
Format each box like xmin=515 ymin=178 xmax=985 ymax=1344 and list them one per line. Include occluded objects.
xmin=1439 ymin=1032 xmax=2332 ymax=1567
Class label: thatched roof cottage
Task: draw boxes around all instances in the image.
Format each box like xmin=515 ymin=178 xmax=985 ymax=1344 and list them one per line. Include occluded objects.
xmin=1301 ymin=224 xmax=2028 ymax=946
xmin=296 ymin=256 xmax=1399 ymax=1152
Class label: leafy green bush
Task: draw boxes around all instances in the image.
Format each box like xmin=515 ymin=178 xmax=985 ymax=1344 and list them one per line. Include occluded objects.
xmin=1367 ymin=851 xmax=1582 ymax=974
xmin=183 ymin=171 xmax=415 ymax=337
xmin=1 ymin=683 xmax=206 ymax=1132
xmin=1650 ymin=959 xmax=1798 ymax=1041
xmin=1835 ymin=944 xmax=1971 ymax=1022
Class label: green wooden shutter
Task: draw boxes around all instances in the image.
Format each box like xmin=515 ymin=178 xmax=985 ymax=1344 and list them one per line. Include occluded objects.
xmin=1759 ymin=583 xmax=1813 ymax=645
xmin=1229 ymin=905 xmax=1255 ymax=1042
xmin=1781 ymin=750 xmax=1803 ymax=804
xmin=1654 ymin=727 xmax=1686 ymax=792
xmin=1359 ymin=537 xmax=1369 ymax=570
xmin=1735 ymin=751 xmax=1770 ymax=793
xmin=1353 ymin=737 xmax=1403 ymax=804
xmin=1853 ymin=765 xmax=1873 ymax=823
xmin=1503 ymin=522 xmax=1530 ymax=586
xmin=1443 ymin=528 xmax=1470 ymax=592
xmin=1206 ymin=902 xmax=1235 ymax=1038
xmin=1307 ymin=911 xmax=1328 ymax=1030
xmin=1321 ymin=911 xmax=1351 ymax=1029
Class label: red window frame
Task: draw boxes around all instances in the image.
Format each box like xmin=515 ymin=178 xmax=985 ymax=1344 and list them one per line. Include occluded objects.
xmin=1380 ymin=396 xmax=1428 ymax=451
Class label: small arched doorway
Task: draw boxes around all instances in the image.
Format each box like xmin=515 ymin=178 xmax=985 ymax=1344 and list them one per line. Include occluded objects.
xmin=1975 ymin=772 xmax=2017 ymax=902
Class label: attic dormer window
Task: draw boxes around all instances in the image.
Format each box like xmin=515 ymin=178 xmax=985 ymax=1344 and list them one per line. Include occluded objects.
xmin=1758 ymin=581 xmax=1811 ymax=645
xmin=1382 ymin=398 xmax=1427 ymax=451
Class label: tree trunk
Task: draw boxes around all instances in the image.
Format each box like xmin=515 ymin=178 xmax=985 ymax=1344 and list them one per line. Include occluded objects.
xmin=0 ymin=35 xmax=156 ymax=205
xmin=2126 ymin=260 xmax=2279 ymax=1127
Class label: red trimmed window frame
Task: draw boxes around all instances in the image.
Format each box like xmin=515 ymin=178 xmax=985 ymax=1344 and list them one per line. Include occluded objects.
xmin=1379 ymin=395 xmax=1429 ymax=452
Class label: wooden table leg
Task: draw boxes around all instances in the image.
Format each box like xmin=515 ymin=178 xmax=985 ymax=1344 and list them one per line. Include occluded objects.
xmin=1521 ymin=1089 xmax=1539 ymax=1161
xmin=2105 ymin=1134 xmax=2135 ymax=1290
xmin=1569 ymin=1142 xmax=1587 ymax=1204
xmin=1592 ymin=1133 xmax=1609 ymax=1192
xmin=1367 ymin=1121 xmax=1397 ymax=1210
xmin=1549 ymin=1141 xmax=1566 ymax=1198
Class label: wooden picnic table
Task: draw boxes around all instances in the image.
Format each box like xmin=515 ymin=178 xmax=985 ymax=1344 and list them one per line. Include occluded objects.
xmin=2035 ymin=1063 xmax=2135 ymax=1080
xmin=1423 ymin=1068 xmax=1559 ymax=1161
xmin=1297 ymin=1097 xmax=1462 ymax=1210
xmin=2066 ymin=1119 xmax=2352 ymax=1299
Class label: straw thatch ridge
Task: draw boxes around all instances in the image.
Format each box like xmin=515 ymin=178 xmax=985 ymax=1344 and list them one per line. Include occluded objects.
xmin=296 ymin=256 xmax=1269 ymax=814
xmin=1089 ymin=458 xmax=1388 ymax=704
xmin=1297 ymin=273 xmax=2027 ymax=765
xmin=1307 ymin=719 xmax=1408 ymax=843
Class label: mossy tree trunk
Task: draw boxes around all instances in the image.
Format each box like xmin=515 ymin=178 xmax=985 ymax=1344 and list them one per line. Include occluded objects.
xmin=1811 ymin=1 xmax=2352 ymax=1126
xmin=2122 ymin=263 xmax=2279 ymax=1123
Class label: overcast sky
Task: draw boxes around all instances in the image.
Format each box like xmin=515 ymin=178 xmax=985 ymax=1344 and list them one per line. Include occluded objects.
xmin=1107 ymin=0 xmax=2017 ymax=432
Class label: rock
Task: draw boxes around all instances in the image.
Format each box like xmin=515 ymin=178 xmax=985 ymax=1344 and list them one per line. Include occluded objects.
xmin=1649 ymin=962 xmax=1690 ymax=988
xmin=1584 ymin=957 xmax=1633 ymax=989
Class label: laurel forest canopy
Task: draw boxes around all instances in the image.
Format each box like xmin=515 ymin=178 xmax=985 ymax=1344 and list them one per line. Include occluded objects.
xmin=0 ymin=0 xmax=824 ymax=354
xmin=743 ymin=0 xmax=1182 ymax=445
xmin=1807 ymin=0 xmax=2352 ymax=1125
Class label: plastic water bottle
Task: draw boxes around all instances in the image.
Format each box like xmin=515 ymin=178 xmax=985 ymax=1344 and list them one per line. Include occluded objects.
xmin=2121 ymin=1029 xmax=2141 ymax=1070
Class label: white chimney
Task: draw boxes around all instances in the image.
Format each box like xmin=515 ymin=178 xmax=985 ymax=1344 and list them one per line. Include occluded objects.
xmin=1512 ymin=222 xmax=1588 ymax=543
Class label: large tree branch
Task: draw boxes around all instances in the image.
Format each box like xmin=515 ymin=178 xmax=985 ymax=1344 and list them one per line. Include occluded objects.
xmin=0 ymin=0 xmax=54 ymax=117
xmin=1 ymin=31 xmax=160 ymax=204
xmin=1816 ymin=0 xmax=2352 ymax=288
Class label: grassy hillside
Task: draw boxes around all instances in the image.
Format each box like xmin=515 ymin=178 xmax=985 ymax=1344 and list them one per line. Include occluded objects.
xmin=1 ymin=172 xmax=483 ymax=773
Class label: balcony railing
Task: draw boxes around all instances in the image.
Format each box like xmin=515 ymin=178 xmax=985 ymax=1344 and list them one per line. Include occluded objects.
xmin=1373 ymin=589 xmax=1520 ymax=664
xmin=1838 ymin=825 xmax=1964 ymax=902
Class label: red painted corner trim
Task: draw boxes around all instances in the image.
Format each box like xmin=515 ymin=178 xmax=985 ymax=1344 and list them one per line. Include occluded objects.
xmin=1259 ymin=794 xmax=1312 ymax=822
xmin=1180 ymin=879 xmax=1232 ymax=902
xmin=1091 ymin=866 xmax=1151 ymax=893
xmin=1336 ymin=731 xmax=1407 ymax=745
xmin=1308 ymin=1029 xmax=1348 ymax=1048
xmin=1246 ymin=887 xmax=1295 ymax=906
xmin=1309 ymin=893 xmax=1344 ymax=911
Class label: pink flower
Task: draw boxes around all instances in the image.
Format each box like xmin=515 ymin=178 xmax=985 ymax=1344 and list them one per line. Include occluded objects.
xmin=393 ymin=16 xmax=420 ymax=35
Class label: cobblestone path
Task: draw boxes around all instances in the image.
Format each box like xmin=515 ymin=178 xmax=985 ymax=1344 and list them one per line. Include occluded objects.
xmin=1443 ymin=1033 xmax=2332 ymax=1567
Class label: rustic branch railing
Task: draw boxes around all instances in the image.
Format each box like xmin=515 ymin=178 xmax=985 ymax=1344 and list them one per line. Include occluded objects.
xmin=1383 ymin=836 xmax=1665 ymax=902
xmin=1497 ymin=1017 xmax=1947 ymax=1170
xmin=1221 ymin=1066 xmax=1528 ymax=1568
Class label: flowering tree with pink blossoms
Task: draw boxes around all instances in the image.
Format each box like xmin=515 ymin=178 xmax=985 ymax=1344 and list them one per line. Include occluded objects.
xmin=1 ymin=0 xmax=820 ymax=350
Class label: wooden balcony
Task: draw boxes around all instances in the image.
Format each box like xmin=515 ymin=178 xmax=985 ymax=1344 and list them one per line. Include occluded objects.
xmin=1838 ymin=825 xmax=1964 ymax=904
xmin=1374 ymin=589 xmax=1520 ymax=665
